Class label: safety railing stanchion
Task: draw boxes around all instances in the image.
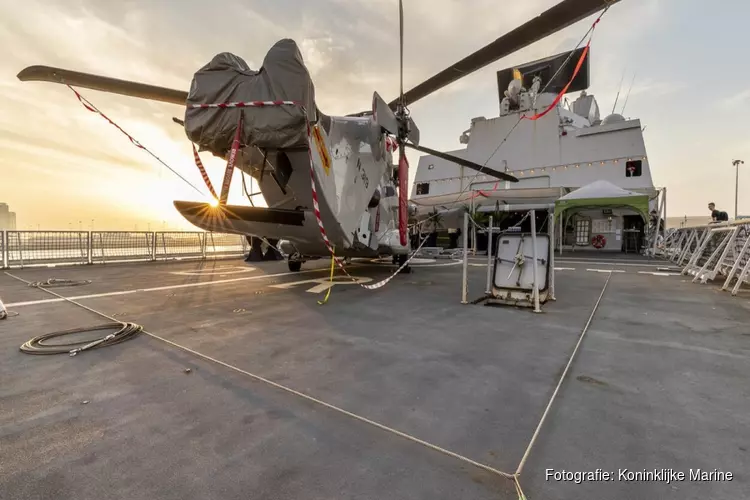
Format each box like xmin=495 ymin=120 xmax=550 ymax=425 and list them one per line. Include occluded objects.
xmin=87 ymin=231 xmax=93 ymax=265
xmin=549 ymin=211 xmax=556 ymax=301
xmin=723 ymin=231 xmax=750 ymax=291
xmin=732 ymin=257 xmax=750 ymax=296
xmin=16 ymin=232 xmax=24 ymax=269
xmin=1 ymin=230 xmax=7 ymax=269
xmin=461 ymin=211 xmax=469 ymax=304
xmin=485 ymin=216 xmax=493 ymax=295
xmin=530 ymin=210 xmax=541 ymax=313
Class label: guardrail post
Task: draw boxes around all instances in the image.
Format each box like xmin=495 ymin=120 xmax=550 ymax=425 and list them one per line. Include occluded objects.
xmin=461 ymin=211 xmax=469 ymax=304
xmin=17 ymin=232 xmax=24 ymax=268
xmin=549 ymin=210 xmax=556 ymax=301
xmin=201 ymin=233 xmax=207 ymax=259
xmin=530 ymin=209 xmax=541 ymax=313
xmin=87 ymin=231 xmax=93 ymax=265
xmin=151 ymin=232 xmax=156 ymax=261
xmin=485 ymin=216 xmax=493 ymax=295
xmin=1 ymin=231 xmax=7 ymax=269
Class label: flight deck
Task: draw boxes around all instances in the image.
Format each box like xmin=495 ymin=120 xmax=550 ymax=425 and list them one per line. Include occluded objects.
xmin=1 ymin=253 xmax=748 ymax=500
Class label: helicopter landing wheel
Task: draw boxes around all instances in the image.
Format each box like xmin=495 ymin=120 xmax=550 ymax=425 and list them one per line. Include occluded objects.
xmin=288 ymin=260 xmax=303 ymax=272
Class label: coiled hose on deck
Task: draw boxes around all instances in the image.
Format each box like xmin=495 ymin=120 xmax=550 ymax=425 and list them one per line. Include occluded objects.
xmin=20 ymin=322 xmax=142 ymax=356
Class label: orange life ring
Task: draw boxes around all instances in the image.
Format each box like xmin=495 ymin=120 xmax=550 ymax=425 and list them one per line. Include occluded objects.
xmin=591 ymin=234 xmax=606 ymax=249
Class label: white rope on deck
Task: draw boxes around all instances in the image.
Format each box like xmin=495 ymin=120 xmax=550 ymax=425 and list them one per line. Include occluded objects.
xmin=4 ymin=271 xmax=515 ymax=481
xmin=515 ymin=271 xmax=613 ymax=476
xmin=6 ymin=268 xmax=614 ymax=498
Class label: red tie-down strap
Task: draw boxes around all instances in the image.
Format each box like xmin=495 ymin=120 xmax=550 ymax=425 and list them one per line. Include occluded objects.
xmin=469 ymin=181 xmax=501 ymax=200
xmin=521 ymin=16 xmax=601 ymax=122
xmin=219 ymin=113 xmax=244 ymax=205
xmin=398 ymin=153 xmax=409 ymax=246
xmin=191 ymin=144 xmax=218 ymax=200
xmin=67 ymin=87 xmax=427 ymax=294
xmin=190 ymin=113 xmax=243 ymax=204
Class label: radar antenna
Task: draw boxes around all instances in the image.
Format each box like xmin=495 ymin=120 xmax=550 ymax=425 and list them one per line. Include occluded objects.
xmin=620 ymin=72 xmax=637 ymax=116
xmin=611 ymin=68 xmax=626 ymax=114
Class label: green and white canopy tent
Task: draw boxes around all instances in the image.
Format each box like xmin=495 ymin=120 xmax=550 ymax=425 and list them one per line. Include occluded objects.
xmin=554 ymin=180 xmax=650 ymax=221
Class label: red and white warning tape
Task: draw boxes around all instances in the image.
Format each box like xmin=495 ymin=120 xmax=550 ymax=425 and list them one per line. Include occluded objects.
xmin=190 ymin=99 xmax=427 ymax=290
xmin=300 ymin=118 xmax=427 ymax=290
xmin=188 ymin=100 xmax=301 ymax=109
xmin=67 ymin=87 xmax=426 ymax=293
xmin=67 ymin=86 xmax=208 ymax=197
xmin=191 ymin=144 xmax=218 ymax=200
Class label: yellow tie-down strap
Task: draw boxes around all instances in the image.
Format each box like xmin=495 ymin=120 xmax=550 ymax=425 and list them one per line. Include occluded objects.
xmin=317 ymin=251 xmax=336 ymax=305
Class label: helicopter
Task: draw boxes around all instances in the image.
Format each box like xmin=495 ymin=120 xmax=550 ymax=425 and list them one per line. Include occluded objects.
xmin=17 ymin=0 xmax=620 ymax=273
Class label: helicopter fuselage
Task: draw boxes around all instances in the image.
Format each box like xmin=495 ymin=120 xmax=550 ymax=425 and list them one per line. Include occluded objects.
xmin=175 ymin=113 xmax=412 ymax=260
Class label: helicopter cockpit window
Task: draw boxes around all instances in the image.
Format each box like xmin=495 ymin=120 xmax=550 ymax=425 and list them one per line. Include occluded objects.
xmin=416 ymin=182 xmax=430 ymax=195
xmin=384 ymin=186 xmax=396 ymax=197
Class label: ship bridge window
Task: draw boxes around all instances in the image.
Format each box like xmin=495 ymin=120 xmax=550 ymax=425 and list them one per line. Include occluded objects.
xmin=416 ymin=182 xmax=430 ymax=195
xmin=625 ymin=160 xmax=642 ymax=177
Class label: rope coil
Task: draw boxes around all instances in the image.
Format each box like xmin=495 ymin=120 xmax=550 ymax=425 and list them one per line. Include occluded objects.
xmin=27 ymin=278 xmax=92 ymax=288
xmin=19 ymin=322 xmax=143 ymax=356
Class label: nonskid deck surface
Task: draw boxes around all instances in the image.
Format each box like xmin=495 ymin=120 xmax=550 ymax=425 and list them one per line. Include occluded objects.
xmin=1 ymin=256 xmax=748 ymax=500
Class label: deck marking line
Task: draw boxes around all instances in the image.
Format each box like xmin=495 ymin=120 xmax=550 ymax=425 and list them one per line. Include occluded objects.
xmin=4 ymin=271 xmax=516 ymax=481
xmin=557 ymin=259 xmax=666 ymax=267
xmin=554 ymin=267 xmax=576 ymax=271
xmin=516 ymin=271 xmax=613 ymax=476
xmin=637 ymin=271 xmax=681 ymax=276
xmin=170 ymin=266 xmax=257 ymax=276
xmin=4 ymin=266 xmax=355 ymax=308
xmin=5 ymin=259 xmax=460 ymax=308
xmin=586 ymin=269 xmax=625 ymax=273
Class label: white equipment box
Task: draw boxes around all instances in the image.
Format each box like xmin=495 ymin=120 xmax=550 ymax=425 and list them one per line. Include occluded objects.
xmin=487 ymin=233 xmax=551 ymax=308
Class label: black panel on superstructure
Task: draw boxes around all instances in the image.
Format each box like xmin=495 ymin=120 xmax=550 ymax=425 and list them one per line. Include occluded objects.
xmin=496 ymin=47 xmax=590 ymax=103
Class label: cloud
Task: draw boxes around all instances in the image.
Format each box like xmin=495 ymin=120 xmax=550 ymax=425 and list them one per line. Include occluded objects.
xmin=720 ymin=89 xmax=750 ymax=110
xmin=1 ymin=0 xmax=695 ymax=227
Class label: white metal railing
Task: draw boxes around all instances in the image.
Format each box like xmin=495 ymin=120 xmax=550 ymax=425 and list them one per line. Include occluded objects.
xmin=655 ymin=220 xmax=750 ymax=297
xmin=0 ymin=230 xmax=248 ymax=269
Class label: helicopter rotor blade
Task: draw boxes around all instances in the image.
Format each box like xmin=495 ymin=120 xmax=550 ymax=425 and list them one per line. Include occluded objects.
xmin=387 ymin=0 xmax=619 ymax=109
xmin=17 ymin=65 xmax=188 ymax=105
xmin=398 ymin=0 xmax=404 ymax=108
xmin=404 ymin=142 xmax=518 ymax=183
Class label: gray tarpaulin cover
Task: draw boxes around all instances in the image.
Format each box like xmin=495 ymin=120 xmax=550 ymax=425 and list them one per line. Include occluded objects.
xmin=184 ymin=39 xmax=316 ymax=155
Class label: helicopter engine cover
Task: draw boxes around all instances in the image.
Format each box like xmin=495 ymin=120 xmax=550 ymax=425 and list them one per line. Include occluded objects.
xmin=185 ymin=39 xmax=317 ymax=155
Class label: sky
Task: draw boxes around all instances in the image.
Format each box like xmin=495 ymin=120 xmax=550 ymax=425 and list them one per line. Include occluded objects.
xmin=1 ymin=0 xmax=749 ymax=230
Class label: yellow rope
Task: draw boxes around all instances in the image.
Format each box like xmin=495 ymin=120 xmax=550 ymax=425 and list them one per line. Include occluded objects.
xmin=317 ymin=251 xmax=336 ymax=305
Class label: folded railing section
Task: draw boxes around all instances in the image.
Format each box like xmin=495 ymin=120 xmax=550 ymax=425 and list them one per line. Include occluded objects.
xmin=656 ymin=220 xmax=750 ymax=297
